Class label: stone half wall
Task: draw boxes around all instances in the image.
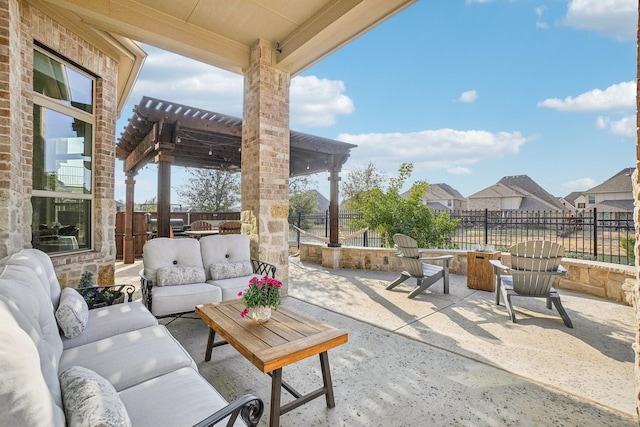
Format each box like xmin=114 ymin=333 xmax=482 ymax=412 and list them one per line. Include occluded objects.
xmin=298 ymin=242 xmax=636 ymax=306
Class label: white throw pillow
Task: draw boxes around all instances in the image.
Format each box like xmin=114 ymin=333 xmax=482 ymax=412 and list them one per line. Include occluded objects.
xmin=59 ymin=366 xmax=131 ymax=427
xmin=209 ymin=261 xmax=253 ymax=280
xmin=55 ymin=288 xmax=88 ymax=339
xmin=155 ymin=266 xmax=206 ymax=286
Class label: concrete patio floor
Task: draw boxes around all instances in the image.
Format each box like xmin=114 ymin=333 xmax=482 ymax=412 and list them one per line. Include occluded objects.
xmin=115 ymin=256 xmax=637 ymax=426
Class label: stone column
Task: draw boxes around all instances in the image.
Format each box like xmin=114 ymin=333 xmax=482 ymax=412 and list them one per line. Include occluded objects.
xmin=242 ymin=39 xmax=290 ymax=291
xmin=123 ymin=172 xmax=136 ymax=264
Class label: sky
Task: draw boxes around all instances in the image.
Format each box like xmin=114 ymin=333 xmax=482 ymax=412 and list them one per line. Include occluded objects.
xmin=114 ymin=0 xmax=637 ymax=205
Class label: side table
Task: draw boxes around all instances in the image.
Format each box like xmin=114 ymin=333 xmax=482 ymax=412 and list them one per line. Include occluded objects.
xmin=467 ymin=250 xmax=501 ymax=291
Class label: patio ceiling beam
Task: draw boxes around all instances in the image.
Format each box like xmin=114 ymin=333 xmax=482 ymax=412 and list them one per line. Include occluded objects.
xmin=277 ymin=0 xmax=363 ymax=61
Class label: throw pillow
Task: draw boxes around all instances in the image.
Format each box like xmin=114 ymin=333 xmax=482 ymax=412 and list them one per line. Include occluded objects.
xmin=59 ymin=366 xmax=131 ymax=427
xmin=55 ymin=287 xmax=89 ymax=339
xmin=209 ymin=261 xmax=253 ymax=280
xmin=155 ymin=266 xmax=206 ymax=286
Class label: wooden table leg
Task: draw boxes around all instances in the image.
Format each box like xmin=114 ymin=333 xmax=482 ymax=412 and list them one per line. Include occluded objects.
xmin=270 ymin=368 xmax=283 ymax=427
xmin=205 ymin=328 xmax=215 ymax=362
xmin=319 ymin=351 xmax=335 ymax=408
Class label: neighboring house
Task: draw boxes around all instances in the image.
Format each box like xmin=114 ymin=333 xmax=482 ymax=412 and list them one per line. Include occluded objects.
xmin=468 ymin=175 xmax=566 ymax=211
xmin=581 ymin=167 xmax=635 ymax=228
xmin=402 ymin=183 xmax=467 ymax=211
xmin=582 ymin=167 xmax=634 ymax=212
xmin=560 ymin=191 xmax=583 ymax=210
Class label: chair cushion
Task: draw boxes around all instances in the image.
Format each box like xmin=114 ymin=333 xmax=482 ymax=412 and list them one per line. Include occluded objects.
xmin=55 ymin=288 xmax=89 ymax=339
xmin=209 ymin=261 xmax=253 ymax=280
xmin=142 ymin=237 xmax=204 ymax=284
xmin=156 ymin=266 xmax=206 ymax=287
xmin=208 ymin=274 xmax=261 ymax=301
xmin=150 ymin=283 xmax=222 ymax=317
xmin=60 ymin=366 xmax=131 ymax=427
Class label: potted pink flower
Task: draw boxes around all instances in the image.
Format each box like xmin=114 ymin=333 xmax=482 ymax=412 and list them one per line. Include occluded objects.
xmin=238 ymin=275 xmax=282 ymax=322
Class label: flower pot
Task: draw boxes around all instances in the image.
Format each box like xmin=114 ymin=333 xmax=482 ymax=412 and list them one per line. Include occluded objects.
xmin=249 ymin=306 xmax=272 ymax=323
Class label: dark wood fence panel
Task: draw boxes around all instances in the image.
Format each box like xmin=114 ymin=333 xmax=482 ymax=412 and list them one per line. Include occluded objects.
xmin=115 ymin=211 xmax=242 ymax=260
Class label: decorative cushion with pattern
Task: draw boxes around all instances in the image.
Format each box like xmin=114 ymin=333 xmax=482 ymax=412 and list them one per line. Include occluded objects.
xmin=59 ymin=366 xmax=132 ymax=427
xmin=55 ymin=287 xmax=89 ymax=339
xmin=155 ymin=266 xmax=206 ymax=286
xmin=209 ymin=261 xmax=254 ymax=280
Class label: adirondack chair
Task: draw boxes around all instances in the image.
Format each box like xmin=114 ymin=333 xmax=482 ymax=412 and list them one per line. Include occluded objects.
xmin=386 ymin=233 xmax=453 ymax=299
xmin=489 ymin=240 xmax=573 ymax=328
xmin=218 ymin=221 xmax=242 ymax=235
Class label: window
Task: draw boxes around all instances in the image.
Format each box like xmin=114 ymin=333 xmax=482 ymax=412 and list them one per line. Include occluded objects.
xmin=588 ymin=195 xmax=595 ymax=204
xmin=577 ymin=203 xmax=585 ymax=209
xmin=31 ymin=47 xmax=94 ymax=254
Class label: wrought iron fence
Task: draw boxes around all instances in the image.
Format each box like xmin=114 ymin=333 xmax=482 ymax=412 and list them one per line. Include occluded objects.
xmin=288 ymin=208 xmax=636 ymax=266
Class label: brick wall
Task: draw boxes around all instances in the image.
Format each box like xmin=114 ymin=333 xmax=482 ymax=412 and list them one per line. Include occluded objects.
xmin=0 ymin=1 xmax=118 ymax=286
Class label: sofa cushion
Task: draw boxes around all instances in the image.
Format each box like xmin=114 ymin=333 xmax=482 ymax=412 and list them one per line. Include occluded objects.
xmin=118 ymin=367 xmax=245 ymax=427
xmin=156 ymin=266 xmax=206 ymax=286
xmin=60 ymin=366 xmax=132 ymax=427
xmin=209 ymin=261 xmax=253 ymax=280
xmin=60 ymin=325 xmax=197 ymax=391
xmin=62 ymin=302 xmax=158 ymax=350
xmin=0 ymin=300 xmax=65 ymax=427
xmin=55 ymin=288 xmax=89 ymax=339
xmin=150 ymin=283 xmax=222 ymax=317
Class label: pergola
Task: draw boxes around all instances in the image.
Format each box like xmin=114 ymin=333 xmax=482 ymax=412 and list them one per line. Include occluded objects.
xmin=116 ymin=96 xmax=357 ymax=261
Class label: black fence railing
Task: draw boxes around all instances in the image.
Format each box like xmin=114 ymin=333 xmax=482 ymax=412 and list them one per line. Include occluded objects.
xmin=288 ymin=208 xmax=636 ymax=266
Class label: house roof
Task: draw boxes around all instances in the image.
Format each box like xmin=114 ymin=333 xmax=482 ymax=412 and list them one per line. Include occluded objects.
xmin=116 ymin=96 xmax=356 ymax=176
xmin=592 ymin=199 xmax=635 ymax=212
xmin=469 ymin=175 xmax=566 ymax=210
xmin=585 ymin=167 xmax=635 ymax=194
xmin=37 ymin=0 xmax=417 ymax=78
xmin=563 ymin=191 xmax=583 ymax=204
xmin=424 ymin=183 xmax=465 ymax=200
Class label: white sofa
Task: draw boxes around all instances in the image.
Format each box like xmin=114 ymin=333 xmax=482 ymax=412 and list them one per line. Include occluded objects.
xmin=0 ymin=248 xmax=263 ymax=427
xmin=140 ymin=234 xmax=276 ymax=317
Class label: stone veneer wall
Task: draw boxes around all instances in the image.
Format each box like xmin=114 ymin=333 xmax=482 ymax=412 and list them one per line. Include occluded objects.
xmin=0 ymin=1 xmax=118 ymax=286
xmin=298 ymin=242 xmax=636 ymax=306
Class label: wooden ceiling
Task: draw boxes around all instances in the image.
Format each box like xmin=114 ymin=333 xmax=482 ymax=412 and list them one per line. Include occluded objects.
xmin=116 ymin=96 xmax=356 ymax=176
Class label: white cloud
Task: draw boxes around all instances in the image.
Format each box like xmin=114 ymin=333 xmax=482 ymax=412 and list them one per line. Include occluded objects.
xmin=457 ymin=90 xmax=478 ymax=103
xmin=535 ymin=6 xmax=549 ymax=29
xmin=561 ymin=0 xmax=637 ymax=41
xmin=337 ymin=128 xmax=534 ymax=173
xmin=125 ymin=46 xmax=354 ymax=130
xmin=562 ymin=177 xmax=596 ymax=192
xmin=290 ymin=76 xmax=354 ymax=127
xmin=537 ymin=81 xmax=635 ymax=112
xmin=128 ymin=46 xmax=244 ymax=117
xmin=465 ymin=0 xmax=494 ymax=4
xmin=448 ymin=167 xmax=472 ymax=175
xmin=595 ymin=115 xmax=635 ymax=137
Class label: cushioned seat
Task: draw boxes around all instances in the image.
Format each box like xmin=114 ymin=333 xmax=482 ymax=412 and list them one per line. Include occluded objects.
xmin=59 ymin=325 xmax=197 ymax=391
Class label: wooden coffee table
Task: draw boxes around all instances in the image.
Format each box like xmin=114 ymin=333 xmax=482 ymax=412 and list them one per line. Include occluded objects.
xmin=195 ymin=301 xmax=348 ymax=427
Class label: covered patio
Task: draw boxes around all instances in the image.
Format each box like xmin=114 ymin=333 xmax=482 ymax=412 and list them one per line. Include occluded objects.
xmin=115 ymin=256 xmax=637 ymax=426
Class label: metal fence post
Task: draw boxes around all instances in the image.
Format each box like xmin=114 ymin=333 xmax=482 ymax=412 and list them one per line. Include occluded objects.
xmin=593 ymin=208 xmax=598 ymax=259
xmin=484 ymin=208 xmax=489 ymax=246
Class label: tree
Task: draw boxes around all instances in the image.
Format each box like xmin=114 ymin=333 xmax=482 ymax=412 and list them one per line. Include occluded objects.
xmin=341 ymin=161 xmax=388 ymax=208
xmin=138 ymin=196 xmax=157 ymax=212
xmin=176 ymin=168 xmax=240 ymax=212
xmin=289 ymin=175 xmax=318 ymax=215
xmin=351 ymin=163 xmax=460 ymax=248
